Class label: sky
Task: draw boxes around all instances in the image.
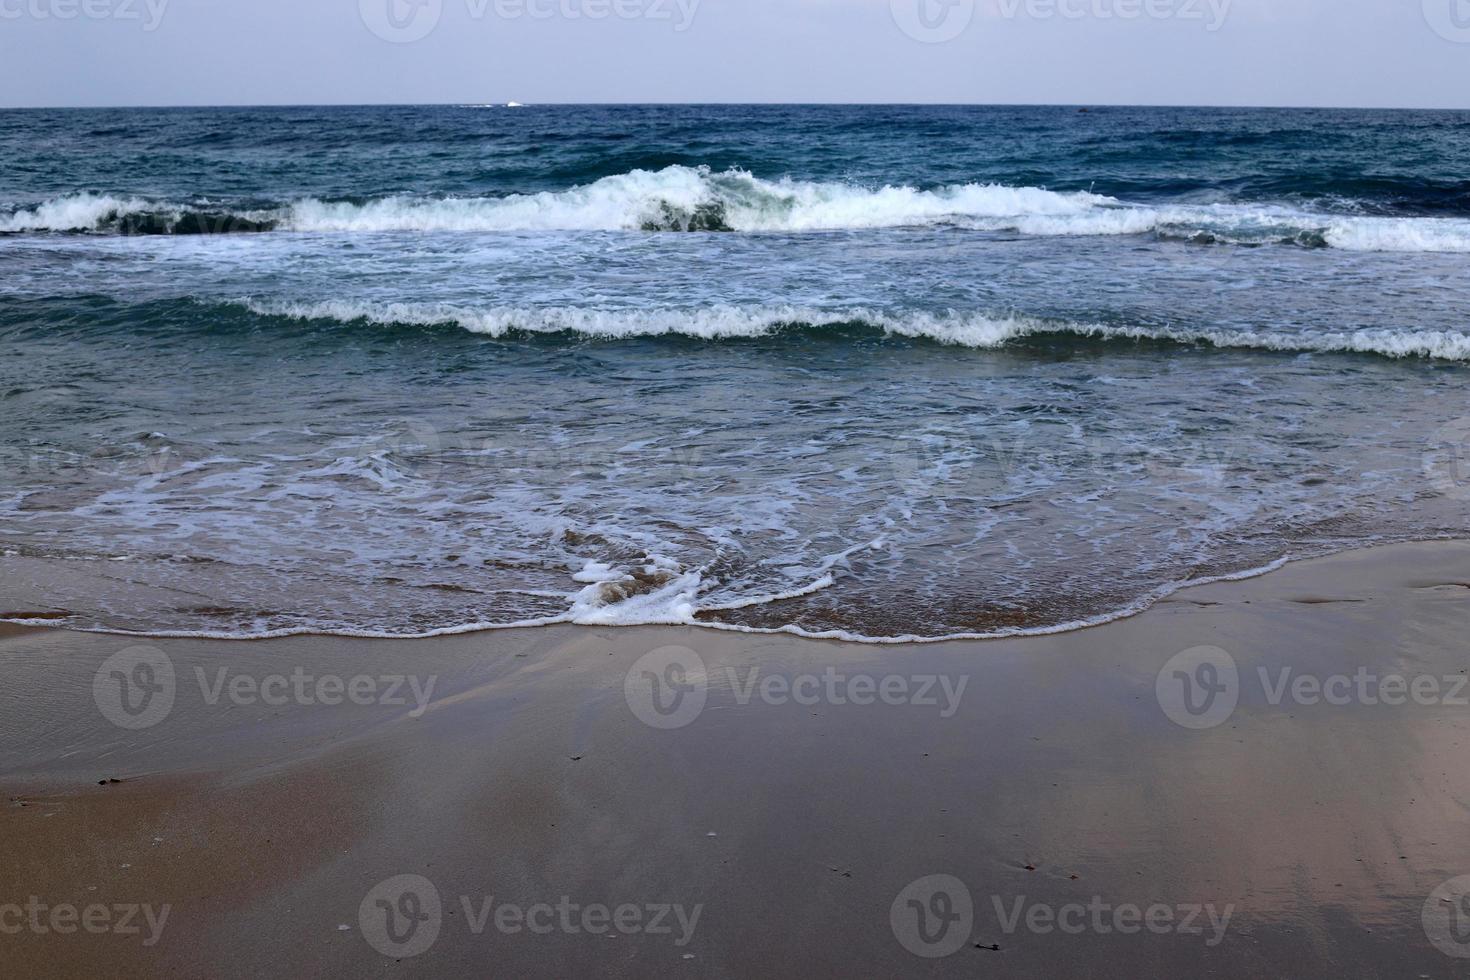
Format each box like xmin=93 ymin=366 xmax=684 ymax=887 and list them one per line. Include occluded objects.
xmin=0 ymin=0 xmax=1467 ymax=108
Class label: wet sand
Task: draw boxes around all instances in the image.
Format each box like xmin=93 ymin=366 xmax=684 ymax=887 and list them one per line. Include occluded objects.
xmin=5 ymin=541 xmax=1470 ymax=976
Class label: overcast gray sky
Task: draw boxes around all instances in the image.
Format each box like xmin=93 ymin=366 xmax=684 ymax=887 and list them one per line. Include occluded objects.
xmin=0 ymin=0 xmax=1467 ymax=108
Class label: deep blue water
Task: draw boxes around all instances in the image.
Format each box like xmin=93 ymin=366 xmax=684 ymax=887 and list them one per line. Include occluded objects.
xmin=4 ymin=104 xmax=1470 ymax=216
xmin=2 ymin=105 xmax=1469 ymax=639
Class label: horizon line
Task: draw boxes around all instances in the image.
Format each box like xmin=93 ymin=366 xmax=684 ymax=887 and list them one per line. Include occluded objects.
xmin=3 ymin=101 xmax=1469 ymax=112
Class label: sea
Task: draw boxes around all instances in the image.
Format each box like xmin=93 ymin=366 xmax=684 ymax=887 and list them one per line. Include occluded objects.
xmin=3 ymin=103 xmax=1469 ymax=640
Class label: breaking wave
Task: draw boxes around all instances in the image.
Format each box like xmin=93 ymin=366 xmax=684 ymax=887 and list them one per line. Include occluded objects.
xmin=0 ymin=193 xmax=275 ymax=235
xmin=276 ymin=168 xmax=1108 ymax=233
xmin=8 ymin=167 xmax=1470 ymax=251
xmin=241 ymin=299 xmax=1470 ymax=361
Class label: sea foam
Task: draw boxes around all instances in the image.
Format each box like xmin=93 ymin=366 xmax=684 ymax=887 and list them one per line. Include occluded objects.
xmin=0 ymin=193 xmax=161 ymax=233
xmin=241 ymin=300 xmax=1044 ymax=344
xmin=10 ymin=166 xmax=1470 ymax=251
xmin=240 ymin=299 xmax=1470 ymax=361
xmin=276 ymin=167 xmax=1108 ymax=233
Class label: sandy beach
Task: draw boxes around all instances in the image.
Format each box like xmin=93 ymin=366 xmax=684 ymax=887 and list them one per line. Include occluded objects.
xmin=3 ymin=540 xmax=1469 ymax=976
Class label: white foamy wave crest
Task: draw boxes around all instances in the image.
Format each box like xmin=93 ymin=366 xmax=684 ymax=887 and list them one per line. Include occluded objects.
xmin=271 ymin=168 xmax=1470 ymax=250
xmin=0 ymin=193 xmax=161 ymax=232
xmin=243 ymin=300 xmax=1051 ymax=345
xmin=1080 ymin=323 xmax=1470 ymax=360
xmin=11 ymin=169 xmax=1470 ymax=251
xmin=1319 ymin=218 xmax=1470 ymax=253
xmin=278 ymin=166 xmax=1110 ymax=233
xmin=239 ymin=299 xmax=1470 ymax=360
xmin=959 ymin=202 xmax=1470 ymax=252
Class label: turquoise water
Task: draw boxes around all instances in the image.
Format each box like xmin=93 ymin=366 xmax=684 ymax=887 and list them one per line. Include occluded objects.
xmin=2 ymin=105 xmax=1469 ymax=638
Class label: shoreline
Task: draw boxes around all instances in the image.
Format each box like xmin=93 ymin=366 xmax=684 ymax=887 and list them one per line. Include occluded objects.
xmin=6 ymin=539 xmax=1470 ymax=976
xmin=8 ymin=536 xmax=1454 ymax=645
